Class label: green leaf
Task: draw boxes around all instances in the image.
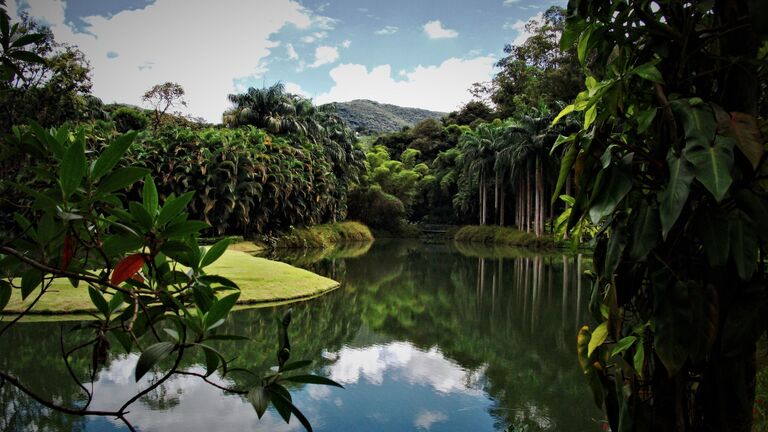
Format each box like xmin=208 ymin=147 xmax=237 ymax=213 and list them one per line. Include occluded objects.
xmin=59 ymin=135 xmax=86 ymax=198
xmin=632 ymin=61 xmax=665 ymax=84
xmin=202 ymin=345 xmax=221 ymax=377
xmin=163 ymin=220 xmax=209 ymax=238
xmin=135 ymin=341 xmax=176 ymax=381
xmin=636 ymin=107 xmax=657 ymax=133
xmin=611 ymin=336 xmax=637 ymax=357
xmin=96 ymin=167 xmax=150 ymax=194
xmin=584 ymin=104 xmax=597 ymax=129
xmin=9 ymin=32 xmax=45 ymax=48
xmin=269 ymin=384 xmax=293 ymax=424
xmin=248 ymin=386 xmax=270 ymax=418
xmin=629 ymin=202 xmax=660 ymax=261
xmin=163 ymin=328 xmax=180 ymax=342
xmin=683 ymin=135 xmax=734 ymax=202
xmin=21 ymin=269 xmax=42 ymax=300
xmin=654 ymin=281 xmax=695 ymax=376
xmin=88 ymin=287 xmax=110 ymax=319
xmin=7 ymin=50 xmax=45 ymax=64
xmin=588 ymin=322 xmax=608 ymax=357
xmin=659 ymin=152 xmax=695 ymax=239
xmin=552 ymin=104 xmax=575 ymax=125
xmin=157 ymin=191 xmax=194 ymax=226
xmin=589 ymin=162 xmax=632 ymax=224
xmin=129 ymin=202 xmax=154 ymax=231
xmin=633 ymin=342 xmax=645 ymax=377
xmin=198 ymin=275 xmax=239 ymax=289
xmin=204 ymin=292 xmax=240 ymax=330
xmin=577 ymin=24 xmax=593 ymax=65
xmin=200 ymin=238 xmax=230 ymax=268
xmin=282 ymin=374 xmax=344 ymax=388
xmin=279 ymin=360 xmax=313 ymax=373
xmin=0 ymin=280 xmax=11 ymax=312
xmin=269 ymin=388 xmax=313 ymax=432
xmin=142 ymin=175 xmax=159 ymax=217
xmin=729 ymin=213 xmax=758 ymax=280
xmin=91 ymin=132 xmax=137 ymax=180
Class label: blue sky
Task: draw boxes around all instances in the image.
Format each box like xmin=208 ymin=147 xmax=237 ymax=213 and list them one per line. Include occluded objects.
xmin=10 ymin=0 xmax=565 ymax=122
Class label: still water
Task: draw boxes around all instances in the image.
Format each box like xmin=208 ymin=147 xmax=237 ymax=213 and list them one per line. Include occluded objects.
xmin=0 ymin=240 xmax=602 ymax=431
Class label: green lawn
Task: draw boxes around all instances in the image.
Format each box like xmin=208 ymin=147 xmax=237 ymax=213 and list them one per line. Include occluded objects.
xmin=4 ymin=249 xmax=339 ymax=315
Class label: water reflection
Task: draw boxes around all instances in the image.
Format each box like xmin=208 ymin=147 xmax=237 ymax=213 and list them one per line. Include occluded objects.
xmin=0 ymin=240 xmax=601 ymax=431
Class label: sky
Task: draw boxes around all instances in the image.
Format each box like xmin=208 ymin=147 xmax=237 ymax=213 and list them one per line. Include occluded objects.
xmin=8 ymin=0 xmax=565 ymax=123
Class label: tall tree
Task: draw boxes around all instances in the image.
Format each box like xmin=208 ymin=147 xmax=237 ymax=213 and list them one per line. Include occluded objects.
xmin=142 ymin=82 xmax=186 ymax=130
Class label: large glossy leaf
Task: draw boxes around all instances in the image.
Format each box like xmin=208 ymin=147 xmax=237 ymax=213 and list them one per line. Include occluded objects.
xmin=632 ymin=61 xmax=664 ymax=84
xmin=248 ymin=386 xmax=270 ymax=418
xmin=21 ymin=269 xmax=42 ymax=300
xmin=91 ymin=132 xmax=137 ymax=180
xmin=683 ymin=134 xmax=734 ymax=202
xmin=552 ymin=144 xmax=578 ymax=205
xmin=142 ymin=174 xmax=159 ymax=217
xmin=135 ymin=341 xmax=176 ymax=381
xmin=59 ymin=135 xmax=86 ymax=198
xmin=88 ymin=287 xmax=110 ymax=318
xmin=654 ymin=281 xmax=695 ymax=376
xmin=282 ymin=374 xmax=344 ymax=388
xmin=204 ymin=292 xmax=240 ymax=330
xmin=588 ymin=321 xmax=608 ymax=357
xmin=200 ymin=238 xmax=230 ymax=268
xmin=629 ymin=202 xmax=660 ymax=261
xmin=96 ymin=167 xmax=150 ymax=194
xmin=157 ymin=191 xmax=194 ymax=226
xmin=659 ymin=152 xmax=694 ymax=239
xmin=589 ymin=161 xmax=632 ymax=224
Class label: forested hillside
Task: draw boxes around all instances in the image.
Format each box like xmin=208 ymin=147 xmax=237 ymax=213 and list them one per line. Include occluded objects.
xmin=323 ymin=99 xmax=445 ymax=134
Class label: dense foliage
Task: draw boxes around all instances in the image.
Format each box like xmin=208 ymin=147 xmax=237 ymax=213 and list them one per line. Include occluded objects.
xmin=553 ymin=0 xmax=768 ymax=430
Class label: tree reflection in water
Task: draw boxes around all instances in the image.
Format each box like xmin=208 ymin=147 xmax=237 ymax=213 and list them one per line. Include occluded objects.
xmin=0 ymin=240 xmax=601 ymax=431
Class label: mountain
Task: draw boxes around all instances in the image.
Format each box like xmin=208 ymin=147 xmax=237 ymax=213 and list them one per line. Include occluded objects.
xmin=323 ymin=99 xmax=447 ymax=135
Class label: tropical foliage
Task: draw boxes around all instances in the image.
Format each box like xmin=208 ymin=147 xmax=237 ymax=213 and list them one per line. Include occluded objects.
xmin=553 ymin=0 xmax=768 ymax=430
xmin=0 ymin=124 xmax=340 ymax=431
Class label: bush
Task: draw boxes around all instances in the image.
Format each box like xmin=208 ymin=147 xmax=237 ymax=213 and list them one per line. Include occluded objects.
xmin=274 ymin=222 xmax=374 ymax=249
xmin=111 ymin=106 xmax=149 ymax=132
xmin=347 ymin=187 xmax=406 ymax=232
xmin=453 ymin=225 xmax=555 ymax=249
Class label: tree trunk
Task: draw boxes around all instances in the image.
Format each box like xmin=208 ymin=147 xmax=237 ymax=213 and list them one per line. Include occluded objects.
xmin=500 ymin=186 xmax=506 ymax=227
xmin=494 ymin=171 xmax=500 ymax=225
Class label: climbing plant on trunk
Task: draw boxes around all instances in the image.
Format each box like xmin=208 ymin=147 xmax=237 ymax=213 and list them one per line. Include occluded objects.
xmin=554 ymin=1 xmax=768 ymax=431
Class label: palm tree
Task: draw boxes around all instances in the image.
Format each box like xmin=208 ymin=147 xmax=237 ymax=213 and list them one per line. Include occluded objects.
xmin=459 ymin=121 xmax=506 ymax=225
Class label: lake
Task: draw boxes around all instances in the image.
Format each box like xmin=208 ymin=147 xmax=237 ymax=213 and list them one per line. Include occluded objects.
xmin=0 ymin=240 xmax=603 ymax=431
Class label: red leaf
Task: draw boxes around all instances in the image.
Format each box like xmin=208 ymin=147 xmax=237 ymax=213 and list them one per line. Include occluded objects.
xmin=60 ymin=235 xmax=73 ymax=271
xmin=111 ymin=254 xmax=146 ymax=285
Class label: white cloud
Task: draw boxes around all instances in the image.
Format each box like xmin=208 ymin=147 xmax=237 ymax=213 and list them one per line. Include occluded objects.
xmin=414 ymin=410 xmax=448 ymax=431
xmin=284 ymin=81 xmax=309 ymax=97
xmin=506 ymin=12 xmax=544 ymax=45
xmin=286 ymin=43 xmax=299 ymax=60
xmin=314 ymin=55 xmax=496 ymax=112
xmin=341 ymin=39 xmax=352 ymax=48
xmin=375 ymin=25 xmax=399 ymax=35
xmin=423 ymin=20 xmax=458 ymax=39
xmin=11 ymin=0 xmax=323 ymax=123
xmin=301 ymin=31 xmax=328 ymax=44
xmin=503 ymin=0 xmax=522 ymax=4
xmin=309 ymin=45 xmax=339 ymax=68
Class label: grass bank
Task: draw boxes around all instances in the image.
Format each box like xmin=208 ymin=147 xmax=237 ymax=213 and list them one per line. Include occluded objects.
xmin=4 ymin=249 xmax=339 ymax=316
xmin=453 ymin=225 xmax=556 ymax=249
xmin=274 ymin=221 xmax=373 ymax=248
